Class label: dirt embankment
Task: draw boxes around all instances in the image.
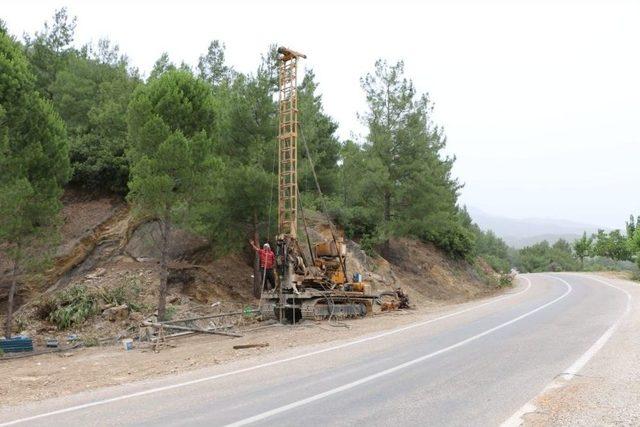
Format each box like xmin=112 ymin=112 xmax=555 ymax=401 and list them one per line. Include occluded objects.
xmin=1 ymin=191 xmax=498 ymax=347
xmin=0 ymin=191 xmax=503 ymax=406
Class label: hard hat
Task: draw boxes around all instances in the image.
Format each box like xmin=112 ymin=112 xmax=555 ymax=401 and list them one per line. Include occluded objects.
xmin=263 ymin=243 xmax=270 ymax=249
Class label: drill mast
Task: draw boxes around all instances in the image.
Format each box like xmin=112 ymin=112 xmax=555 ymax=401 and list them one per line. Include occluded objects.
xmin=277 ymin=47 xmax=305 ymax=238
xmin=260 ymin=47 xmax=407 ymax=322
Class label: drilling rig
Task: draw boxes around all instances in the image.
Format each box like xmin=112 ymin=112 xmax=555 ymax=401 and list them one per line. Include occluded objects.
xmin=259 ymin=47 xmax=407 ymax=322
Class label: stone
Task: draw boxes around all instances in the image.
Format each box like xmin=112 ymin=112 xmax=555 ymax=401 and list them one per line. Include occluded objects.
xmin=102 ymin=304 xmax=130 ymax=322
xmin=129 ymin=311 xmax=144 ymax=324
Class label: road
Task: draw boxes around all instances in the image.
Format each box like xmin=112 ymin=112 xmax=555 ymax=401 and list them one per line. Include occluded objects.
xmin=0 ymin=273 xmax=634 ymax=426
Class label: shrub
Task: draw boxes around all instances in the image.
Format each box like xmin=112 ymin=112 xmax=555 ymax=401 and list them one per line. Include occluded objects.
xmin=483 ymin=254 xmax=510 ymax=274
xmin=97 ymin=278 xmax=144 ymax=312
xmin=48 ymin=285 xmax=98 ymax=329
xmin=164 ymin=305 xmax=177 ymax=320
xmin=499 ymin=274 xmax=514 ymax=287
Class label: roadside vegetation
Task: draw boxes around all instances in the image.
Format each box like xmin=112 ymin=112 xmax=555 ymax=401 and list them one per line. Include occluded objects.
xmin=513 ymin=215 xmax=640 ymax=274
xmin=0 ymin=9 xmax=534 ymax=333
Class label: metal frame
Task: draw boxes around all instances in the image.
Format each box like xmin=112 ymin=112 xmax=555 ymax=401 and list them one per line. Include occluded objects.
xmin=277 ymin=48 xmax=303 ymax=238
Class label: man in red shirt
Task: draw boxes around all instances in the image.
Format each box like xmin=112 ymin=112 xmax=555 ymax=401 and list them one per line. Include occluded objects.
xmin=249 ymin=240 xmax=277 ymax=291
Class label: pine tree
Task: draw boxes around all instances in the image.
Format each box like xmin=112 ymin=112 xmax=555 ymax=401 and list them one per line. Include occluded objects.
xmin=0 ymin=29 xmax=70 ymax=337
xmin=50 ymin=42 xmax=139 ymax=192
xmin=127 ymin=69 xmax=217 ymax=320
xmin=357 ymin=59 xmax=472 ymax=257
xmin=23 ymin=8 xmax=77 ymax=98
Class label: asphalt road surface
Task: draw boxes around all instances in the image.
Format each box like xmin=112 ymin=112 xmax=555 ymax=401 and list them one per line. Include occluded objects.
xmin=0 ymin=273 xmax=633 ymax=426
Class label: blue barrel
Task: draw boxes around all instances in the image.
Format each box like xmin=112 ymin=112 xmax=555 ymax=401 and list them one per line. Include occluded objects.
xmin=0 ymin=336 xmax=34 ymax=353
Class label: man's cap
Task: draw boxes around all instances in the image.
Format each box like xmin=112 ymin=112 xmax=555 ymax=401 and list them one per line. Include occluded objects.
xmin=263 ymin=243 xmax=270 ymax=249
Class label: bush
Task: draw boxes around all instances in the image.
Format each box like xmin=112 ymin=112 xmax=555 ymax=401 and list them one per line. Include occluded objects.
xmin=164 ymin=305 xmax=177 ymax=320
xmin=98 ymin=279 xmax=143 ymax=312
xmin=358 ymin=234 xmax=382 ymax=258
xmin=514 ymin=240 xmax=580 ymax=273
xmin=48 ymin=285 xmax=98 ymax=329
xmin=483 ymin=254 xmax=511 ymax=274
xmin=421 ymin=222 xmax=476 ymax=261
xmin=499 ymin=274 xmax=514 ymax=287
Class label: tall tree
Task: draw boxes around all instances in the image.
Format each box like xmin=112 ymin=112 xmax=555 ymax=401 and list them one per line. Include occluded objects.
xmin=23 ymin=8 xmax=77 ymax=98
xmin=148 ymin=52 xmax=176 ymax=80
xmin=198 ymin=48 xmax=278 ymax=297
xmin=198 ymin=40 xmax=233 ymax=86
xmin=298 ymin=70 xmax=341 ymax=196
xmin=50 ymin=42 xmax=139 ymax=192
xmin=357 ymin=59 xmax=472 ymax=257
xmin=127 ymin=69 xmax=217 ymax=320
xmin=0 ymin=29 xmax=70 ymax=337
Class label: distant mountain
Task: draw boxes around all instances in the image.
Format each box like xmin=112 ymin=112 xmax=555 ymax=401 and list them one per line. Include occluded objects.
xmin=467 ymin=207 xmax=602 ymax=249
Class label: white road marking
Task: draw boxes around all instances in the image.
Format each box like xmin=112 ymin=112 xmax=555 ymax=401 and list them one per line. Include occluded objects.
xmin=561 ymin=274 xmax=632 ymax=379
xmin=225 ymin=277 xmax=571 ymax=427
xmin=501 ymin=274 xmax=632 ymax=427
xmin=0 ymin=277 xmax=533 ymax=426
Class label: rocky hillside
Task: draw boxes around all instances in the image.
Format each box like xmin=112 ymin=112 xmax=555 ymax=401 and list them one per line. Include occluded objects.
xmin=1 ymin=191 xmax=499 ymax=346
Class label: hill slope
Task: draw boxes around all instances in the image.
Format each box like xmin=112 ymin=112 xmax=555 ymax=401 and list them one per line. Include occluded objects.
xmin=468 ymin=206 xmax=601 ymax=248
xmin=1 ymin=192 xmax=500 ymax=344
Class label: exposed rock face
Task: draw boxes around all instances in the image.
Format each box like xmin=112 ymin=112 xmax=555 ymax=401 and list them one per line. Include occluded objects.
xmin=125 ymin=222 xmax=209 ymax=261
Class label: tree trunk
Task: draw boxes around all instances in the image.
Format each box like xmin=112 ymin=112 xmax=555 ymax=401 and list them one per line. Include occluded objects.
xmin=4 ymin=258 xmax=19 ymax=339
xmin=157 ymin=217 xmax=171 ymax=321
xmin=252 ymin=210 xmax=261 ymax=298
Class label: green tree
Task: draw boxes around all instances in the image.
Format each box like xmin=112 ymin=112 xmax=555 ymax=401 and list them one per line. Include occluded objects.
xmin=356 ymin=59 xmax=471 ymax=258
xmin=198 ymin=48 xmax=278 ymax=297
xmin=515 ymin=240 xmax=580 ymax=273
xmin=197 ymin=40 xmax=233 ymax=86
xmin=625 ymin=214 xmax=640 ymax=268
xmin=127 ymin=69 xmax=217 ymax=320
xmin=625 ymin=215 xmax=639 ymax=238
xmin=23 ymin=8 xmax=77 ymax=97
xmin=572 ymin=231 xmax=593 ymax=269
xmin=148 ymin=52 xmax=176 ymax=80
xmin=298 ymin=70 xmax=341 ymax=196
xmin=552 ymin=239 xmax=572 ymax=254
xmin=0 ymin=29 xmax=70 ymax=337
xmin=592 ymin=229 xmax=632 ymax=262
xmin=474 ymin=228 xmax=511 ymax=273
xmin=50 ymin=42 xmax=139 ymax=192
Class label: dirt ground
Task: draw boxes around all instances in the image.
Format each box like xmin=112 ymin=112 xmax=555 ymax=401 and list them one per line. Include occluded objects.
xmin=0 ymin=299 xmax=481 ymax=407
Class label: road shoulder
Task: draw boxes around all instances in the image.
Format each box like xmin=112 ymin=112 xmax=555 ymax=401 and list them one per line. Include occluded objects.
xmin=523 ymin=273 xmax=640 ymax=426
xmin=0 ymin=281 xmax=519 ymax=407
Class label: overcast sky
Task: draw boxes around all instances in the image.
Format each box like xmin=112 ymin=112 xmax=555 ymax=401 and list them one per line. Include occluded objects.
xmin=4 ymin=0 xmax=639 ymax=229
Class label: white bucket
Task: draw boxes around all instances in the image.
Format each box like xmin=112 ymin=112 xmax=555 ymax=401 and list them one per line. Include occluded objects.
xmin=122 ymin=338 xmax=133 ymax=351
